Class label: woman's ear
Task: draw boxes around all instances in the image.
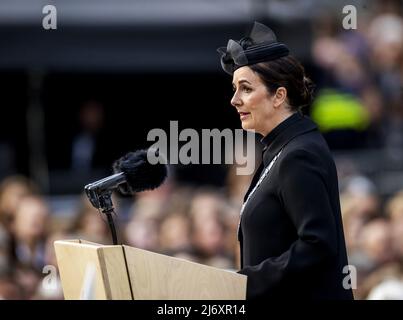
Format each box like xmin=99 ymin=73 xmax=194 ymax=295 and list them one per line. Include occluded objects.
xmin=273 ymin=87 xmax=287 ymax=108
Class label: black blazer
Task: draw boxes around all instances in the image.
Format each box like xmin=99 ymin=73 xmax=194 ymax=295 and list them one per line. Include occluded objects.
xmin=237 ymin=112 xmax=354 ymax=300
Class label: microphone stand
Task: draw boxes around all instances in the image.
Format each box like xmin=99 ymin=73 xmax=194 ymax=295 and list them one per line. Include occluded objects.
xmin=85 ymin=187 xmax=118 ymax=245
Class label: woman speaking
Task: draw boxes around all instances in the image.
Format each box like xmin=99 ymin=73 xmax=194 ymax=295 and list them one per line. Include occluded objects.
xmin=218 ymin=22 xmax=354 ymax=300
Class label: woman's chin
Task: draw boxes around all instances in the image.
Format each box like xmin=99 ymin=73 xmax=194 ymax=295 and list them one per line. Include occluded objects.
xmin=241 ymin=120 xmax=254 ymax=131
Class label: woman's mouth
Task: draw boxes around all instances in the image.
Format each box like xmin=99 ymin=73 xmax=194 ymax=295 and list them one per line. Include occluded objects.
xmin=239 ymin=112 xmax=251 ymax=120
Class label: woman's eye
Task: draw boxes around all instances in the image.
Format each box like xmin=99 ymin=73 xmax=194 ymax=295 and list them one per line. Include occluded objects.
xmin=243 ymin=86 xmax=252 ymax=93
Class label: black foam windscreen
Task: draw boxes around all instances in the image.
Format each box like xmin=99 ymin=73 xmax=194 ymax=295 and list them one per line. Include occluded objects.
xmin=112 ymin=149 xmax=168 ymax=195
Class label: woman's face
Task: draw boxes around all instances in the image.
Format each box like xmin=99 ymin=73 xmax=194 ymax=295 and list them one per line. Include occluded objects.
xmin=231 ymin=66 xmax=275 ymax=135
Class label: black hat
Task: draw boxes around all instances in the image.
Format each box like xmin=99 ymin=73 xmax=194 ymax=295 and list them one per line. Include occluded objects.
xmin=217 ymin=22 xmax=290 ymax=75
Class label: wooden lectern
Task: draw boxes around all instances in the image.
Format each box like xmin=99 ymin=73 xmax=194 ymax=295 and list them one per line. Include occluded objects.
xmin=54 ymin=240 xmax=247 ymax=300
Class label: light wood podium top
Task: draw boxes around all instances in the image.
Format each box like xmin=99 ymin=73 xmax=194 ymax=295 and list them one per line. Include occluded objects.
xmin=54 ymin=240 xmax=247 ymax=300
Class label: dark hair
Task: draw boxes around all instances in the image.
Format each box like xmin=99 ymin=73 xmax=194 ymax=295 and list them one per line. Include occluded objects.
xmin=249 ymin=56 xmax=315 ymax=111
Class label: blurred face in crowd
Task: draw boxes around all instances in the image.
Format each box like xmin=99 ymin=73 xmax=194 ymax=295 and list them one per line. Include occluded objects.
xmin=159 ymin=213 xmax=190 ymax=252
xmin=386 ymin=191 xmax=403 ymax=222
xmin=391 ymin=220 xmax=403 ymax=259
xmin=192 ymin=218 xmax=225 ymax=256
xmin=359 ymin=219 xmax=395 ymax=265
xmin=231 ymin=66 xmax=287 ymax=136
xmin=0 ymin=179 xmax=33 ymax=222
xmin=190 ymin=193 xmax=222 ymax=226
xmin=13 ymin=197 xmax=48 ymax=243
xmin=79 ymin=209 xmax=109 ymax=241
xmin=80 ymin=100 xmax=104 ymax=133
xmin=125 ymin=217 xmax=159 ymax=251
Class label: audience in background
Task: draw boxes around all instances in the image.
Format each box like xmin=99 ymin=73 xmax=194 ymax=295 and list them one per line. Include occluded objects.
xmin=71 ymin=100 xmax=105 ymax=172
xmin=1 ymin=0 xmax=403 ymax=300
xmin=0 ymin=171 xmax=402 ymax=299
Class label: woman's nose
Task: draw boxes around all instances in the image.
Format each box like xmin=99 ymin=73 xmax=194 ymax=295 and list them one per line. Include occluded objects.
xmin=231 ymin=91 xmax=241 ymax=107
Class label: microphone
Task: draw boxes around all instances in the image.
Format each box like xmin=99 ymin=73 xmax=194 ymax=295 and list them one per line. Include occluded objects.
xmin=84 ymin=149 xmax=168 ymax=244
xmin=111 ymin=149 xmax=168 ymax=195
xmin=85 ymin=149 xmax=168 ymax=210
xmin=83 ymin=172 xmax=126 ymax=195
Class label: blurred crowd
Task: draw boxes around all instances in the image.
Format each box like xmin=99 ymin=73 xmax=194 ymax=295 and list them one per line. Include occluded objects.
xmin=1 ymin=0 xmax=403 ymax=300
xmin=0 ymin=172 xmax=249 ymax=300
xmin=1 ymin=168 xmax=403 ymax=300
xmin=309 ymin=0 xmax=403 ymax=154
xmin=340 ymin=175 xmax=403 ymax=299
xmin=309 ymin=1 xmax=403 ymax=298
